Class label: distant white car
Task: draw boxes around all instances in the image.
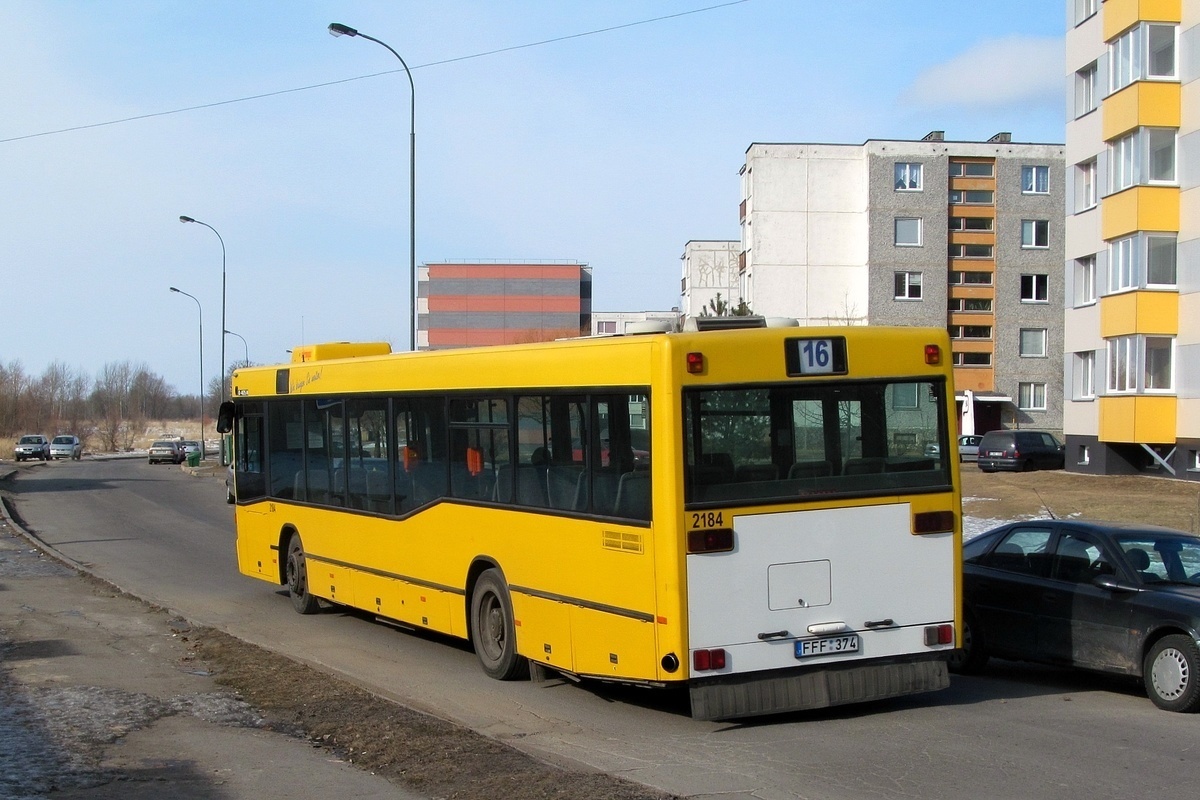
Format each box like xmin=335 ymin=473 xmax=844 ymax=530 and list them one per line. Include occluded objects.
xmin=180 ymin=440 xmax=202 ymax=457
xmin=50 ymin=435 xmax=82 ymax=460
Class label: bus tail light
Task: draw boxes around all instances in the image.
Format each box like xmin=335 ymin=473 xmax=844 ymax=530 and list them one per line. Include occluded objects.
xmin=913 ymin=510 xmax=954 ymax=534
xmin=924 ymin=344 xmax=941 ymax=365
xmin=924 ymin=624 xmax=954 ymax=646
xmin=687 ymin=528 xmax=734 ymax=553
xmin=693 ymin=648 xmax=726 ymax=671
xmin=686 ymin=352 xmax=704 ymax=374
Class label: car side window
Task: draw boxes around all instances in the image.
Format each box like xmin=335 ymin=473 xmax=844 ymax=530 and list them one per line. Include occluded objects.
xmin=981 ymin=527 xmax=1053 ymax=576
xmin=1051 ymin=533 xmax=1113 ymax=583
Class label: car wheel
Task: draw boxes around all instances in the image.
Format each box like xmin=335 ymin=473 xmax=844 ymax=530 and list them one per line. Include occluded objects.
xmin=947 ymin=610 xmax=989 ymax=675
xmin=1143 ymin=635 xmax=1200 ymax=712
xmin=285 ymin=535 xmax=321 ymax=615
xmin=470 ymin=568 xmax=527 ymax=680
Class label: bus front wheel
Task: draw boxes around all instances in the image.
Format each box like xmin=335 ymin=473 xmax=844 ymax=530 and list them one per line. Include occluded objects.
xmin=470 ymin=569 xmax=526 ymax=680
xmin=286 ymin=535 xmax=321 ymax=615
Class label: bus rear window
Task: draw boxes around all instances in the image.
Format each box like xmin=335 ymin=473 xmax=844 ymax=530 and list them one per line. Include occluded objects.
xmin=683 ymin=380 xmax=951 ymax=506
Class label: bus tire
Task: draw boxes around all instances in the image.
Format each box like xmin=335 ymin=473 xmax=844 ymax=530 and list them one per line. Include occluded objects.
xmin=470 ymin=569 xmax=526 ymax=680
xmin=285 ymin=535 xmax=321 ymax=615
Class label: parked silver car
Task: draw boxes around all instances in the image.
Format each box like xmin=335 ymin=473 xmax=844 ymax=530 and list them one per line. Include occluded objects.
xmin=14 ymin=434 xmax=50 ymax=462
xmin=148 ymin=440 xmax=184 ymax=465
xmin=50 ymin=435 xmax=82 ymax=460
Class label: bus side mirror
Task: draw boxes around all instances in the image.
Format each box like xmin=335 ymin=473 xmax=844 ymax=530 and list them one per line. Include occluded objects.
xmin=216 ymin=401 xmax=235 ymax=434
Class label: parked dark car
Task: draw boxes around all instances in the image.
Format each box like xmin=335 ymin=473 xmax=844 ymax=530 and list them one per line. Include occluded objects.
xmin=976 ymin=429 xmax=1064 ymax=472
xmin=951 ymin=519 xmax=1200 ymax=712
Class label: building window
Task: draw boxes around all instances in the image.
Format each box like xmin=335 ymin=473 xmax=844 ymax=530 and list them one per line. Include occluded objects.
xmin=1074 ymin=255 xmax=1096 ymax=307
xmin=1020 ymin=274 xmax=1048 ymax=303
xmin=1075 ymin=62 xmax=1098 ymax=118
xmin=894 ymin=217 xmax=922 ymax=246
xmin=949 ymin=216 xmax=993 ymax=231
xmin=948 ymin=297 xmax=992 ymax=313
xmin=892 ymin=383 xmax=919 ymax=409
xmin=1111 ymin=23 xmax=1178 ymax=93
xmin=1147 ymin=235 xmax=1177 ymax=286
xmin=1019 ymin=328 xmax=1047 ymax=358
xmin=895 ymin=163 xmax=922 ymax=191
xmin=1018 ymin=383 xmax=1047 ymax=410
xmin=1190 ymin=450 xmax=1200 ymax=471
xmin=952 ymin=352 xmax=992 ymax=367
xmin=1021 ymin=220 xmax=1049 ymax=249
xmin=596 ymin=321 xmax=617 ymax=334
xmin=1074 ymin=0 xmax=1097 ymax=25
xmin=1021 ymin=166 xmax=1049 ymax=194
xmin=949 ymin=271 xmax=993 ymax=286
xmin=949 ymin=162 xmax=994 ymax=178
xmin=948 ymin=243 xmax=994 ymax=259
xmin=1110 ymin=128 xmax=1177 ymax=192
xmin=1073 ymin=351 xmax=1096 ymax=399
xmin=894 ymin=271 xmax=922 ymax=300
xmin=1145 ymin=337 xmax=1174 ymax=391
xmin=949 ymin=189 xmax=994 ymax=205
xmin=1108 ymin=334 xmax=1175 ymax=393
xmin=1074 ymin=159 xmax=1097 ymax=212
xmin=1108 ymin=233 xmax=1177 ymax=292
xmin=950 ymin=325 xmax=992 ymax=340
xmin=1079 ymin=445 xmax=1091 ymax=466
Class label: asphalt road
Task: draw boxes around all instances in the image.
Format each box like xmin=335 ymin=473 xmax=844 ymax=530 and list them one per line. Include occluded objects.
xmin=9 ymin=457 xmax=1199 ymax=800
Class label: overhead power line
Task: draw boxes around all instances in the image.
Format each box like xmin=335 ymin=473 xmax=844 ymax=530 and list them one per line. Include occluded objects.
xmin=1 ymin=1 xmax=750 ymax=145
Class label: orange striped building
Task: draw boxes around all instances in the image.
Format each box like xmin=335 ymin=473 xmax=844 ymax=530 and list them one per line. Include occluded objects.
xmin=417 ymin=261 xmax=592 ymax=349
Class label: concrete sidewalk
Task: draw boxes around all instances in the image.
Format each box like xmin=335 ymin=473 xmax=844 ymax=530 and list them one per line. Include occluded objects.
xmin=0 ymin=486 xmax=421 ymax=799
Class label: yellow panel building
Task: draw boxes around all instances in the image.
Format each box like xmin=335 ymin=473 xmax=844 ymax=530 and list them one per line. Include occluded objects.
xmin=1064 ymin=0 xmax=1198 ymax=477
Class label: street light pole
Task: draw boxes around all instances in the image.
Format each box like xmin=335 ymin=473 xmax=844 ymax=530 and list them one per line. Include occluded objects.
xmin=224 ymin=329 xmax=249 ymax=365
xmin=328 ymin=22 xmax=417 ymax=351
xmin=170 ymin=287 xmax=204 ymax=457
xmin=179 ymin=215 xmax=228 ymax=398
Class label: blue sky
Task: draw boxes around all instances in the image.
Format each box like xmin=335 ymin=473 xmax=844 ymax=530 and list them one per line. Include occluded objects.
xmin=2 ymin=0 xmax=1066 ymax=395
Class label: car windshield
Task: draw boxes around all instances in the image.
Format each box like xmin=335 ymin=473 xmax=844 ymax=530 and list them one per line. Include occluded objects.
xmin=152 ymin=441 xmax=174 ymax=448
xmin=53 ymin=437 xmax=73 ymax=444
xmin=1115 ymin=534 xmax=1200 ymax=586
xmin=19 ymin=436 xmax=40 ymax=444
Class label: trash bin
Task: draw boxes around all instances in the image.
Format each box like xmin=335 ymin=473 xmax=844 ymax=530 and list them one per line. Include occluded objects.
xmin=187 ymin=451 xmax=201 ymax=468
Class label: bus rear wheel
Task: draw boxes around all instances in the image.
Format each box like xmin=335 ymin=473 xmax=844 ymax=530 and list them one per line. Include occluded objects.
xmin=286 ymin=535 xmax=321 ymax=615
xmin=470 ymin=569 xmax=526 ymax=680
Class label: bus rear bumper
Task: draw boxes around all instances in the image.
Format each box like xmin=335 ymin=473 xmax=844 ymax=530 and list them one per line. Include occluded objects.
xmin=688 ymin=655 xmax=949 ymax=721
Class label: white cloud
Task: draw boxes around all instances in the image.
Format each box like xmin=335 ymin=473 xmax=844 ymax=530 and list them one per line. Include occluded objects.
xmin=902 ymin=36 xmax=1063 ymax=110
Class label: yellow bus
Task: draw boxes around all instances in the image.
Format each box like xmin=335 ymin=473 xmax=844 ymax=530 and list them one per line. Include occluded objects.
xmin=218 ymin=324 xmax=961 ymax=720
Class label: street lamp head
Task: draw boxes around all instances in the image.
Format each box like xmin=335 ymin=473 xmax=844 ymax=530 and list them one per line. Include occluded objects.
xmin=170 ymin=286 xmax=181 ymax=293
xmin=179 ymin=215 xmax=195 ymax=224
xmin=328 ymin=23 xmax=358 ymax=37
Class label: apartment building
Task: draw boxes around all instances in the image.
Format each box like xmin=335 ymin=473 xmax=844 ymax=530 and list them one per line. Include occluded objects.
xmin=739 ymin=135 xmax=1065 ymax=433
xmin=1064 ymin=0 xmax=1198 ymax=479
xmin=680 ymin=240 xmax=741 ymax=317
xmin=416 ymin=261 xmax=592 ymax=349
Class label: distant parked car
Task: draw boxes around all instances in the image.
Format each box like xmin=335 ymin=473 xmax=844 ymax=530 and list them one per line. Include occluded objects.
xmin=952 ymin=519 xmax=1200 ymax=712
xmin=180 ymin=440 xmax=202 ymax=458
xmin=957 ymin=434 xmax=982 ymax=463
xmin=50 ymin=435 xmax=82 ymax=460
xmin=148 ymin=440 xmax=183 ymax=465
xmin=14 ymin=434 xmax=50 ymax=462
xmin=976 ymin=430 xmax=1064 ymax=472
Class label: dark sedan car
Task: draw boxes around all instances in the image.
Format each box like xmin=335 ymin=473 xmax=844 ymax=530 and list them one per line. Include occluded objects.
xmin=952 ymin=519 xmax=1200 ymax=712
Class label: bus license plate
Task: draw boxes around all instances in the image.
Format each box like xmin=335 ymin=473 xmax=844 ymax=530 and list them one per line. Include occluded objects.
xmin=795 ymin=634 xmax=860 ymax=658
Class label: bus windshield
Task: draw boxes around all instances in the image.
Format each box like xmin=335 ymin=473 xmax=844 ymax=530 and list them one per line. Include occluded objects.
xmin=684 ymin=378 xmax=951 ymax=506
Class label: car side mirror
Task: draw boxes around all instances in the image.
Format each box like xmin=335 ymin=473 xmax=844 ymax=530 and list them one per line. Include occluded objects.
xmin=216 ymin=401 xmax=235 ymax=434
